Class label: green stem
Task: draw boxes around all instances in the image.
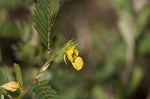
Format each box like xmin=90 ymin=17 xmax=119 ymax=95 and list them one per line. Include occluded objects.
xmin=16 ymin=79 xmax=36 ymax=99
xmin=16 ymin=40 xmax=75 ymax=99
xmin=16 ymin=60 xmax=51 ymax=99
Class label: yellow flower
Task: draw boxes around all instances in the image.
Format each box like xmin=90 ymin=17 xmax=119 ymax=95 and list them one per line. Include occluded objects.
xmin=1 ymin=82 xmax=20 ymax=92
xmin=64 ymin=46 xmax=83 ymax=70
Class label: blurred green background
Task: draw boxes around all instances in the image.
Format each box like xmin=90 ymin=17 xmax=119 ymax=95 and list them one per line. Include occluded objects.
xmin=0 ymin=0 xmax=150 ymax=99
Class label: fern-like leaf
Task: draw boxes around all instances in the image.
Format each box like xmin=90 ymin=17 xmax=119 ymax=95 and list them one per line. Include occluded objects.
xmin=33 ymin=0 xmax=60 ymax=48
xmin=33 ymin=80 xmax=61 ymax=99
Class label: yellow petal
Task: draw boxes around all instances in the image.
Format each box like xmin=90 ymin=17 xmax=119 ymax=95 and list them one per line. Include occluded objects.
xmin=71 ymin=57 xmax=83 ymax=70
xmin=66 ymin=48 xmax=74 ymax=61
xmin=74 ymin=49 xmax=79 ymax=56
xmin=1 ymin=82 xmax=20 ymax=92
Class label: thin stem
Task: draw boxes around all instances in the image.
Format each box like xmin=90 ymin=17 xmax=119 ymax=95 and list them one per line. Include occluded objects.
xmin=7 ymin=94 xmax=13 ymax=99
xmin=16 ymin=79 xmax=36 ymax=99
xmin=16 ymin=60 xmax=49 ymax=99
xmin=16 ymin=59 xmax=52 ymax=99
xmin=16 ymin=40 xmax=75 ymax=99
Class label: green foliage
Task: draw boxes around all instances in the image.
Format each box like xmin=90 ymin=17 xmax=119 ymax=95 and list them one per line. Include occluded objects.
xmin=0 ymin=22 xmax=20 ymax=37
xmin=138 ymin=34 xmax=150 ymax=55
xmin=33 ymin=0 xmax=60 ymax=47
xmin=0 ymin=0 xmax=33 ymax=8
xmin=0 ymin=0 xmax=150 ymax=98
xmin=91 ymin=85 xmax=107 ymax=99
xmin=0 ymin=0 xmax=20 ymax=8
xmin=136 ymin=6 xmax=150 ymax=33
xmin=13 ymin=43 xmax=47 ymax=66
xmin=127 ymin=67 xmax=143 ymax=93
xmin=0 ymin=69 xmax=7 ymax=85
xmin=12 ymin=23 xmax=47 ymax=67
xmin=0 ymin=70 xmax=5 ymax=94
xmin=33 ymin=80 xmax=61 ymax=99
xmin=0 ymin=69 xmax=8 ymax=95
xmin=113 ymin=0 xmax=132 ymax=14
xmin=13 ymin=63 xmax=23 ymax=91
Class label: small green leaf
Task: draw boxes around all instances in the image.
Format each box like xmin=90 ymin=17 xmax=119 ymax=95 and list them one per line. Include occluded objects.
xmin=13 ymin=63 xmax=23 ymax=92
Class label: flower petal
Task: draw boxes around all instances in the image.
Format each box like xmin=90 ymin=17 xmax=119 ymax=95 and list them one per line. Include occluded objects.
xmin=74 ymin=49 xmax=79 ymax=56
xmin=66 ymin=48 xmax=74 ymax=61
xmin=1 ymin=82 xmax=20 ymax=92
xmin=71 ymin=57 xmax=83 ymax=70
